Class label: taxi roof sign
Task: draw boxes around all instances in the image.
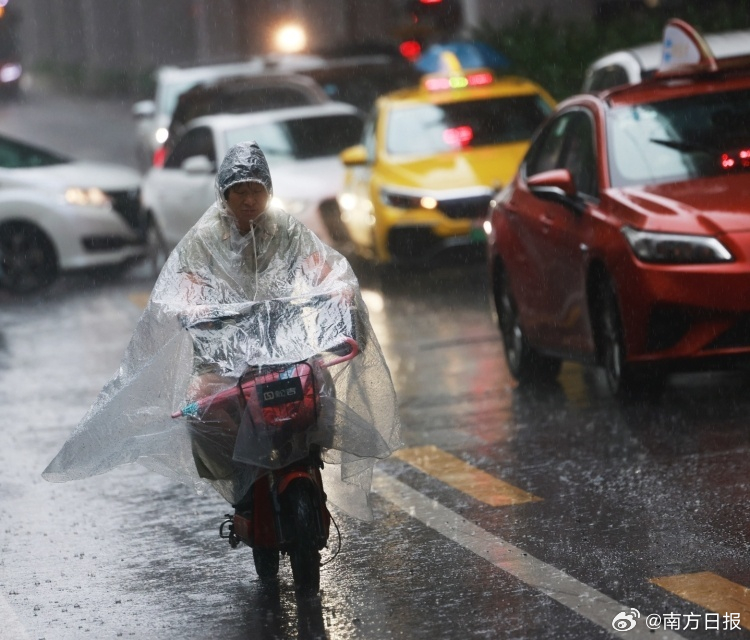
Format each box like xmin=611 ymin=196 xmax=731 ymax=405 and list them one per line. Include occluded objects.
xmin=421 ymin=51 xmax=494 ymax=92
xmin=437 ymin=51 xmax=463 ymax=74
xmin=657 ymin=18 xmax=718 ymax=76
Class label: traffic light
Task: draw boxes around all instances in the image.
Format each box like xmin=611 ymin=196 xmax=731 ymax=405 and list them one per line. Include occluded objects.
xmin=397 ymin=0 xmax=463 ymax=61
xmin=406 ymin=0 xmax=463 ymax=35
xmin=399 ymin=39 xmax=422 ymax=62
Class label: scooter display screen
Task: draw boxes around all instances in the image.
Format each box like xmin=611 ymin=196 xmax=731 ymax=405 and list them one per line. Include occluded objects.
xmin=256 ymin=378 xmax=304 ymax=407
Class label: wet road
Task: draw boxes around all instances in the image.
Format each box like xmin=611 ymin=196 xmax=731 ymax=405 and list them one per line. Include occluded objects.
xmin=2 ymin=88 xmax=750 ymax=640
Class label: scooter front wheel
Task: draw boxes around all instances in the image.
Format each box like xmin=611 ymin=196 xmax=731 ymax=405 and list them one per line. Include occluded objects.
xmin=284 ymin=480 xmax=321 ymax=595
xmin=252 ymin=548 xmax=279 ymax=580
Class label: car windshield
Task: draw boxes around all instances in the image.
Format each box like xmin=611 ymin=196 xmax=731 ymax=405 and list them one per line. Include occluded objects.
xmin=157 ymin=79 xmax=205 ymax=117
xmin=224 ymin=114 xmax=363 ymax=165
xmin=0 ymin=136 xmax=68 ymax=168
xmin=385 ymin=95 xmax=552 ymax=156
xmin=608 ymin=88 xmax=750 ymax=188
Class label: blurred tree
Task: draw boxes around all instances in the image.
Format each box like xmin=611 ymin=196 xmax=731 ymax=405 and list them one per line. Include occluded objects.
xmin=474 ymin=0 xmax=750 ymax=100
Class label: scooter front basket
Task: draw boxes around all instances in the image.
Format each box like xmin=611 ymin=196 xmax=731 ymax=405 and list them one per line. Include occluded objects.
xmin=239 ymin=361 xmax=318 ymax=433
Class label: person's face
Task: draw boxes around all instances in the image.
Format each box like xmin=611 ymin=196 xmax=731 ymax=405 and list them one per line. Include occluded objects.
xmin=226 ymin=181 xmax=270 ymax=232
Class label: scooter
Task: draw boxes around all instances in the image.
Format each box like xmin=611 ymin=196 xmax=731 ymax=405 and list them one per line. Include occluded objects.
xmin=172 ymin=337 xmax=359 ymax=594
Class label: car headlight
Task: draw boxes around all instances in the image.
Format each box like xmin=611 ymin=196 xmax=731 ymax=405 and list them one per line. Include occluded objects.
xmin=271 ymin=196 xmax=310 ymax=217
xmin=155 ymin=127 xmax=169 ymax=144
xmin=621 ymin=226 xmax=733 ymax=264
xmin=338 ymin=192 xmax=357 ymax=211
xmin=380 ymin=188 xmax=438 ymax=210
xmin=64 ymin=187 xmax=111 ymax=207
xmin=0 ymin=63 xmax=21 ymax=83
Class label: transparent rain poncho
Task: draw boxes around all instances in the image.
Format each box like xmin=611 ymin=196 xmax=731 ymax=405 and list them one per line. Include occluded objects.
xmin=43 ymin=142 xmax=402 ymax=520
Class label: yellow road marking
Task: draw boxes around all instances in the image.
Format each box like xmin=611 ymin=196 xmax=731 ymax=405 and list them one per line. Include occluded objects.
xmin=652 ymin=572 xmax=750 ymax=630
xmin=128 ymin=292 xmax=151 ymax=309
xmin=375 ymin=471 xmax=684 ymax=640
xmin=393 ymin=445 xmax=541 ymax=507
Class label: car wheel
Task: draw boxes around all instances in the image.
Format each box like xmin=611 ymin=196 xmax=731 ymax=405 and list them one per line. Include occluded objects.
xmin=319 ymin=199 xmax=352 ymax=245
xmin=493 ymin=265 xmax=561 ymax=384
xmin=144 ymin=214 xmax=168 ymax=276
xmin=594 ymin=277 xmax=663 ymax=401
xmin=0 ymin=222 xmax=58 ymax=294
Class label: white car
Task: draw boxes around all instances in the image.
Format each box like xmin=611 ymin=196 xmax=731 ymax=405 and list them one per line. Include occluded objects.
xmin=0 ymin=134 xmax=145 ymax=293
xmin=582 ymin=28 xmax=750 ymax=92
xmin=140 ymin=102 xmax=364 ymax=258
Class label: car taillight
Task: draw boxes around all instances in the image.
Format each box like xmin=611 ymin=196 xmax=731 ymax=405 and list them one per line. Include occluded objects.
xmin=720 ymin=149 xmax=750 ymax=170
xmin=443 ymin=125 xmax=473 ymax=148
xmin=152 ymin=145 xmax=166 ymax=168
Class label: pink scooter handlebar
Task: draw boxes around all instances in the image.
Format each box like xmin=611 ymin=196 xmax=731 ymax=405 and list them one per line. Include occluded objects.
xmin=171 ymin=338 xmax=359 ymax=419
xmin=320 ymin=337 xmax=359 ymax=368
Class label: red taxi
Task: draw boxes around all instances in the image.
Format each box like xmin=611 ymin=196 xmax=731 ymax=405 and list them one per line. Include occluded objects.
xmin=486 ymin=19 xmax=750 ymax=397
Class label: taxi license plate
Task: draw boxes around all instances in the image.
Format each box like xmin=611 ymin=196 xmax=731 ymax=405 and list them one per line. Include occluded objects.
xmin=469 ymin=221 xmax=486 ymax=243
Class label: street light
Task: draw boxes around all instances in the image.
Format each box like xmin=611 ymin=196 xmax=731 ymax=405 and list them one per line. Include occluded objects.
xmin=273 ymin=23 xmax=307 ymax=54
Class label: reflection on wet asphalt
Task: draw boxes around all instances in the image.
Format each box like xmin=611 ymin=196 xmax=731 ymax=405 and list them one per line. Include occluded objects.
xmin=2 ymin=258 xmax=750 ymax=639
xmin=0 ymin=330 xmax=8 ymax=370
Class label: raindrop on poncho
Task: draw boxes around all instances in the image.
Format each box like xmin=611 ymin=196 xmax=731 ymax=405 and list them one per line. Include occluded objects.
xmin=43 ymin=141 xmax=402 ymax=520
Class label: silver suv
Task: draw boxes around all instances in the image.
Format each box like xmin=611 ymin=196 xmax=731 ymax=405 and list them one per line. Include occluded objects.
xmin=132 ymin=56 xmax=336 ymax=171
xmin=132 ymin=61 xmax=271 ymax=171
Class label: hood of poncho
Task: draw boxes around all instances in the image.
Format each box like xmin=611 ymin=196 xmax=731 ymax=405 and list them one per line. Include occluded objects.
xmin=217 ymin=140 xmax=273 ymax=202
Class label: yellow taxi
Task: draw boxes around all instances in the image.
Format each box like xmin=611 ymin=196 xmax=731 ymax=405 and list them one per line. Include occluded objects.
xmin=336 ymin=55 xmax=556 ymax=264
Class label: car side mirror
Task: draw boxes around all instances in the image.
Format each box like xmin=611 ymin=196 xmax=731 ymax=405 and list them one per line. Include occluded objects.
xmin=340 ymin=145 xmax=369 ymax=167
xmin=181 ymin=155 xmax=215 ymax=174
xmin=528 ymin=169 xmax=585 ymax=215
xmin=132 ymin=100 xmax=156 ymax=119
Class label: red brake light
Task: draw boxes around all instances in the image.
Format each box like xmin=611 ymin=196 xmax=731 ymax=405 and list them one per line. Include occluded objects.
xmin=400 ymin=40 xmax=422 ymax=61
xmin=720 ymin=149 xmax=750 ymax=170
xmin=443 ymin=126 xmax=473 ymax=148
xmin=152 ymin=145 xmax=166 ymax=168
xmin=419 ymin=0 xmax=443 ymax=3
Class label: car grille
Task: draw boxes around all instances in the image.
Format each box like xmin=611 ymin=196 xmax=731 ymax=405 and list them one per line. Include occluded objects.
xmin=107 ymin=188 xmax=142 ymax=232
xmin=646 ymin=306 xmax=691 ymax=352
xmin=82 ymin=235 xmax=137 ymax=252
xmin=437 ymin=194 xmax=493 ymax=220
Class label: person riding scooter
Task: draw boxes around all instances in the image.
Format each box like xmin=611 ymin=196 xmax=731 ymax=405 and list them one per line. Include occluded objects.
xmin=177 ymin=141 xmax=364 ymax=507
xmin=43 ymin=142 xmax=402 ymax=552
